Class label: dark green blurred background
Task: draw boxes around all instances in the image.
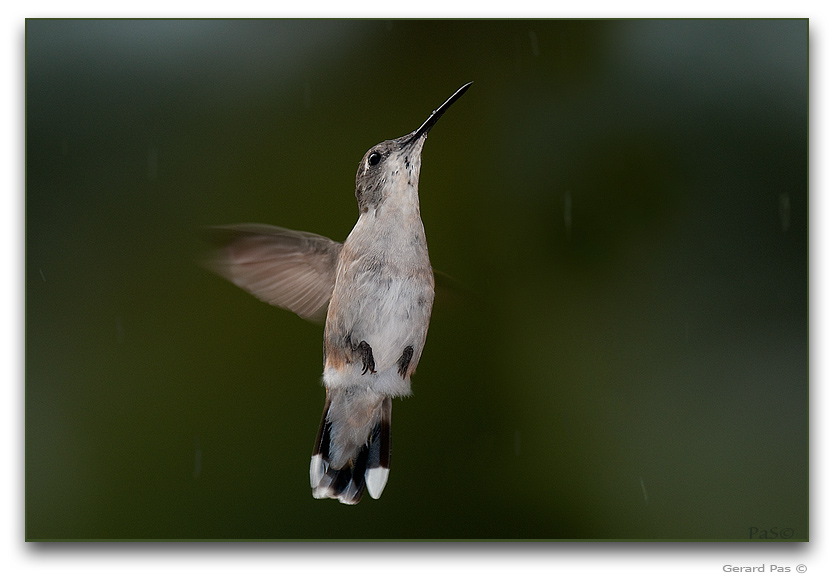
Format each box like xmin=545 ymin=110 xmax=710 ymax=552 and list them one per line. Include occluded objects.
xmin=25 ymin=19 xmax=808 ymax=540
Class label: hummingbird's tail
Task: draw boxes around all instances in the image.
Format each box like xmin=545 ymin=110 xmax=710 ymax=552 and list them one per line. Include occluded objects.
xmin=309 ymin=393 xmax=391 ymax=505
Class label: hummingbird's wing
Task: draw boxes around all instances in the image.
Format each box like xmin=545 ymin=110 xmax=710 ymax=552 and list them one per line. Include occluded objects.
xmin=204 ymin=223 xmax=342 ymax=323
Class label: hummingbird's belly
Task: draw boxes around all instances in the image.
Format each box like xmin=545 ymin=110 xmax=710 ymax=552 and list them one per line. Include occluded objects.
xmin=323 ymin=265 xmax=434 ymax=398
xmin=354 ymin=274 xmax=433 ymax=366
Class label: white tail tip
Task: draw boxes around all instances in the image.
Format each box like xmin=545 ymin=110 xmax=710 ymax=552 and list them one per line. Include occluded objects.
xmin=365 ymin=466 xmax=390 ymax=499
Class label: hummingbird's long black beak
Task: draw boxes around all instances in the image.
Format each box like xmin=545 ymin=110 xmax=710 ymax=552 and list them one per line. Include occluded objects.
xmin=407 ymin=82 xmax=473 ymax=143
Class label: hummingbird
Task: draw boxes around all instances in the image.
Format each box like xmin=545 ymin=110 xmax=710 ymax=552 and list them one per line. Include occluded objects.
xmin=205 ymin=82 xmax=472 ymax=504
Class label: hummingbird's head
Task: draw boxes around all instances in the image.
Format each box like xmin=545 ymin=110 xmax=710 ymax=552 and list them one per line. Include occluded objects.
xmin=353 ymin=82 xmax=472 ymax=214
xmin=354 ymin=136 xmax=426 ymax=214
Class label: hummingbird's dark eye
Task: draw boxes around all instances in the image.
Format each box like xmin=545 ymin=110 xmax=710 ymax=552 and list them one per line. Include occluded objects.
xmin=368 ymin=152 xmax=382 ymax=166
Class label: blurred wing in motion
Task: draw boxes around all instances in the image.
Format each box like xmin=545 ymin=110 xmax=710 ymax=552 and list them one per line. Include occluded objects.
xmin=204 ymin=223 xmax=343 ymax=323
